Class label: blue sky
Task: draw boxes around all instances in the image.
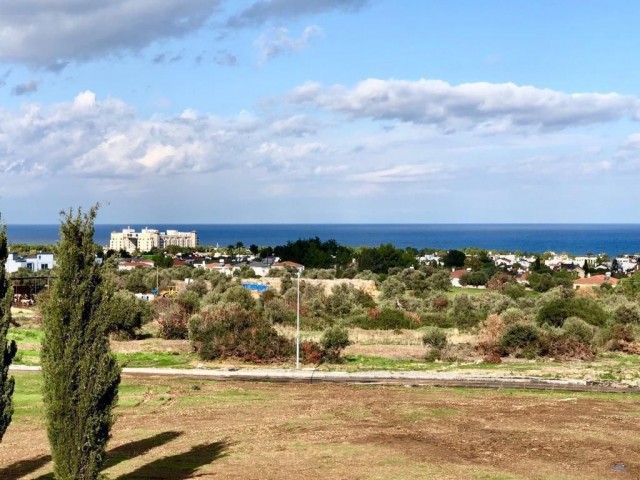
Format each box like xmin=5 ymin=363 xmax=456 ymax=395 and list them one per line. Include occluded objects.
xmin=1 ymin=0 xmax=640 ymax=224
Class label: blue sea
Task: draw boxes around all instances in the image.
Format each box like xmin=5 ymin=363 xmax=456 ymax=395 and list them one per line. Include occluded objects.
xmin=5 ymin=224 xmax=640 ymax=256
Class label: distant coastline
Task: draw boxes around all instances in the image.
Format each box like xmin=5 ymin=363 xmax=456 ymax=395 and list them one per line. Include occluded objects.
xmin=5 ymin=224 xmax=640 ymax=257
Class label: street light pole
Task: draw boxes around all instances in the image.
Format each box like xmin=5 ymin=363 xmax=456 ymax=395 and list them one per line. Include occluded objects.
xmin=296 ymin=269 xmax=301 ymax=369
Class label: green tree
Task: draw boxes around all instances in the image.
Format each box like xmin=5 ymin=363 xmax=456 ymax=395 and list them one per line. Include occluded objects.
xmin=106 ymin=290 xmax=154 ymax=339
xmin=41 ymin=207 xmax=121 ymax=479
xmin=0 ymin=224 xmax=16 ymax=441
xmin=442 ymin=250 xmax=466 ymax=268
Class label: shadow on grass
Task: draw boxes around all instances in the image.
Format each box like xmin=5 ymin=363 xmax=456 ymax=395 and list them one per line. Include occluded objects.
xmin=104 ymin=430 xmax=184 ymax=470
xmin=25 ymin=431 xmax=184 ymax=479
xmin=116 ymin=440 xmax=229 ymax=479
xmin=0 ymin=454 xmax=51 ymax=480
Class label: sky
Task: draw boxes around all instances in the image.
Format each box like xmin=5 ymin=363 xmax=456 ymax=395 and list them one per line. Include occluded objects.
xmin=1 ymin=0 xmax=640 ymax=224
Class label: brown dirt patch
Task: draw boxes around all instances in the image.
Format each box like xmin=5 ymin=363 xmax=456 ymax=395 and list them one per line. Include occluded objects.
xmin=1 ymin=375 xmax=638 ymax=479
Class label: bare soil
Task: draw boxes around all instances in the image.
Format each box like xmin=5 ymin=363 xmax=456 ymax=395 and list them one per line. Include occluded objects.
xmin=0 ymin=375 xmax=638 ymax=479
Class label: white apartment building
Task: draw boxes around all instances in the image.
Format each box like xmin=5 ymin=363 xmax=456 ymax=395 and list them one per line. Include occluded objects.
xmin=109 ymin=227 xmax=198 ymax=254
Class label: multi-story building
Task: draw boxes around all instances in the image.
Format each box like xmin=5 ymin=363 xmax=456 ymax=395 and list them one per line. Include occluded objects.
xmin=109 ymin=227 xmax=198 ymax=254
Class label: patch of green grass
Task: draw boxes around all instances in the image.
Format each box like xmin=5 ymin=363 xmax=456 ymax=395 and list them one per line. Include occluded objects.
xmin=13 ymin=348 xmax=41 ymax=366
xmin=445 ymin=287 xmax=491 ymax=298
xmin=8 ymin=328 xmax=44 ymax=345
xmin=342 ymin=354 xmax=450 ymax=371
xmin=116 ymin=352 xmax=194 ymax=369
xmin=11 ymin=372 xmax=44 ymax=424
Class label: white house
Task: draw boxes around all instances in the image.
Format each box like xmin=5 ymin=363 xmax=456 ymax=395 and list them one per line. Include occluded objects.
xmin=6 ymin=252 xmax=56 ymax=274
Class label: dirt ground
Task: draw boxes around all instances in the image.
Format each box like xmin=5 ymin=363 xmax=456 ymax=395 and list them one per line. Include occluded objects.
xmin=0 ymin=374 xmax=638 ymax=479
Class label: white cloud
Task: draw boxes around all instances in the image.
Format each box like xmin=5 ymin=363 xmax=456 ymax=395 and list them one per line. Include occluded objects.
xmin=227 ymin=0 xmax=369 ymax=28
xmin=254 ymin=141 xmax=326 ymax=169
xmin=0 ymin=0 xmax=220 ymax=68
xmin=350 ymin=164 xmax=449 ymax=184
xmin=270 ymin=114 xmax=319 ymax=136
xmin=291 ymin=78 xmax=640 ymax=132
xmin=0 ymin=91 xmax=337 ymax=182
xmin=255 ymin=25 xmax=323 ymax=63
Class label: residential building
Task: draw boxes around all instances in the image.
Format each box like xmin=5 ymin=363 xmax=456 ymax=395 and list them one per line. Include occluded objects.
xmin=109 ymin=227 xmax=198 ymax=254
xmin=6 ymin=252 xmax=56 ymax=274
xmin=573 ymin=274 xmax=618 ymax=289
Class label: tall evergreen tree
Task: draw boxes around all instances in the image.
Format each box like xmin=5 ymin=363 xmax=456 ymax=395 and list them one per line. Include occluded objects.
xmin=0 ymin=222 xmax=17 ymax=441
xmin=41 ymin=207 xmax=120 ymax=480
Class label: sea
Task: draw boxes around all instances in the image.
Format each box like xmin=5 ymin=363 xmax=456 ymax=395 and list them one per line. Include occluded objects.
xmin=5 ymin=224 xmax=640 ymax=257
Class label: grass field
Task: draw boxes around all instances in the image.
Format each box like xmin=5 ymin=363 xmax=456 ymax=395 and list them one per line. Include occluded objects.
xmin=0 ymin=372 xmax=638 ymax=479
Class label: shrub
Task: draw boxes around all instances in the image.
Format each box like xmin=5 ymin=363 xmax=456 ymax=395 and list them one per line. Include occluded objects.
xmin=320 ymin=326 xmax=351 ymax=362
xmin=502 ymin=283 xmax=526 ymax=300
xmin=189 ymin=305 xmax=292 ymax=362
xmin=537 ymin=297 xmax=609 ymax=328
xmin=448 ymin=294 xmax=485 ymax=331
xmin=421 ymin=327 xmax=447 ymax=349
xmin=476 ymin=314 xmax=505 ymax=362
xmin=597 ymin=323 xmax=637 ymax=351
xmin=368 ymin=308 xmax=416 ymax=329
xmin=614 ymin=304 xmax=640 ymax=325
xmin=546 ymin=333 xmax=594 ymax=361
xmin=220 ymin=285 xmax=256 ymax=311
xmin=301 ymin=340 xmax=324 ymax=364
xmin=424 ymin=347 xmax=441 ymax=362
xmin=499 ymin=323 xmax=544 ymax=358
xmin=562 ymin=317 xmax=596 ymax=345
xmin=500 ymin=307 xmax=528 ymax=326
xmin=420 ymin=312 xmax=454 ymax=328
xmin=263 ymin=297 xmax=296 ymax=325
xmin=175 ymin=290 xmax=201 ymax=315
xmin=107 ymin=290 xmax=154 ymax=339
xmin=154 ymin=298 xmax=189 ymax=339
xmin=431 ymin=295 xmax=449 ymax=311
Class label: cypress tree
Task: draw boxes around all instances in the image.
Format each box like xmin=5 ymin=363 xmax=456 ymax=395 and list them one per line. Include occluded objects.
xmin=41 ymin=207 xmax=120 ymax=480
xmin=0 ymin=222 xmax=17 ymax=441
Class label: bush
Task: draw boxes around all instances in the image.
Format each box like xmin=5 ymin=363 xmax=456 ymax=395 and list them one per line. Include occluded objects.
xmin=448 ymin=294 xmax=485 ymax=330
xmin=420 ymin=312 xmax=454 ymax=328
xmin=301 ymin=340 xmax=324 ymax=364
xmin=499 ymin=323 xmax=544 ymax=358
xmin=424 ymin=347 xmax=441 ymax=362
xmin=614 ymin=304 xmax=640 ymax=325
xmin=562 ymin=317 xmax=596 ymax=345
xmin=537 ymin=297 xmax=609 ymax=328
xmin=363 ymin=308 xmax=416 ymax=330
xmin=154 ymin=298 xmax=189 ymax=339
xmin=500 ymin=307 xmax=528 ymax=326
xmin=597 ymin=323 xmax=637 ymax=351
xmin=502 ymin=283 xmax=526 ymax=300
xmin=107 ymin=290 xmax=154 ymax=339
xmin=421 ymin=327 xmax=447 ymax=349
xmin=546 ymin=334 xmax=594 ymax=361
xmin=189 ymin=304 xmax=292 ymax=362
xmin=263 ymin=297 xmax=296 ymax=325
xmin=320 ymin=326 xmax=351 ymax=362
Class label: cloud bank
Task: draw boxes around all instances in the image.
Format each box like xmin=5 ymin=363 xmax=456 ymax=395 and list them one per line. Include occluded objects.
xmin=227 ymin=0 xmax=369 ymax=28
xmin=291 ymin=78 xmax=640 ymax=131
xmin=0 ymin=0 xmax=220 ymax=68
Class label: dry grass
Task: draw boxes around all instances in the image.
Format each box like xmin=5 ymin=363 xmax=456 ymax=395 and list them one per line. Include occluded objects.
xmin=1 ymin=373 xmax=638 ymax=479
